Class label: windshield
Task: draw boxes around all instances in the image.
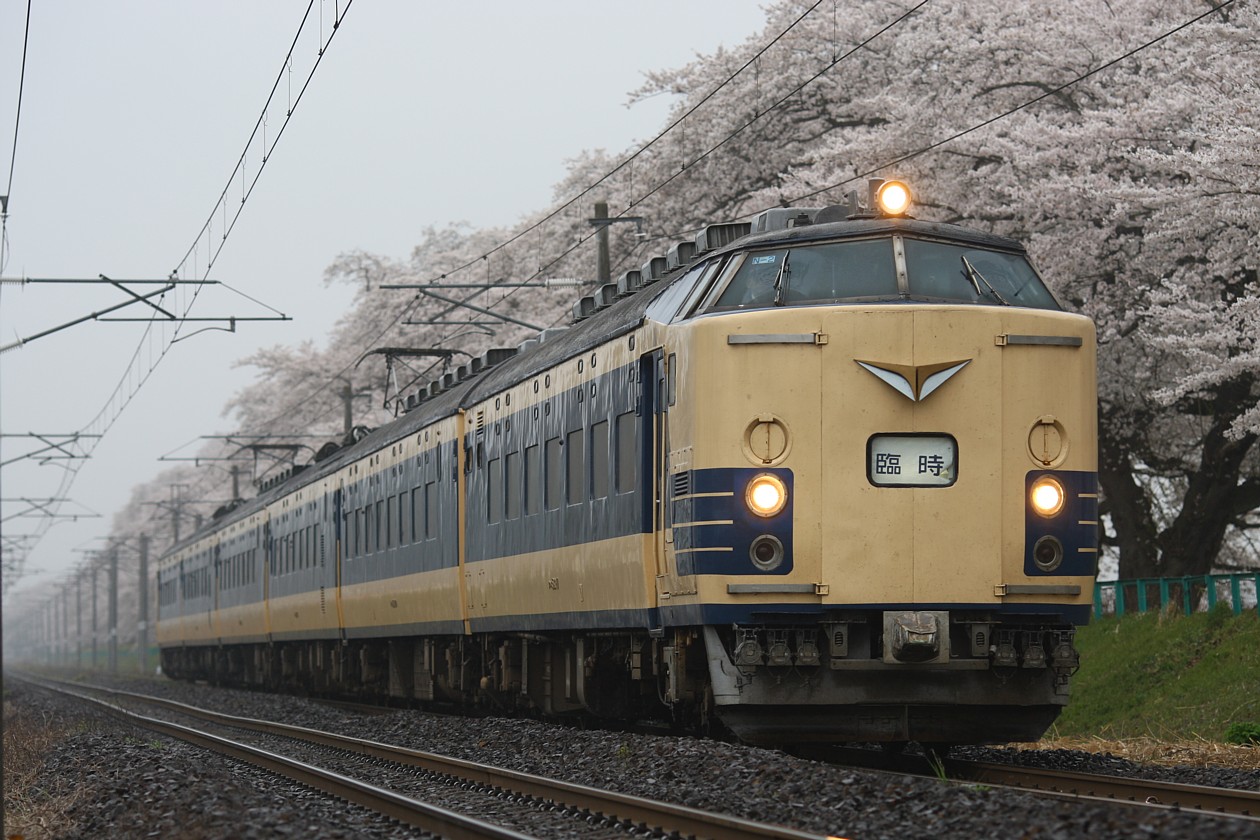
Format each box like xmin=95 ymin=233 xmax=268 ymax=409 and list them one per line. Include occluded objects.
xmin=705 ymin=236 xmax=1059 ymax=312
xmin=902 ymin=239 xmax=1058 ymax=309
xmin=712 ymin=239 xmax=897 ymax=309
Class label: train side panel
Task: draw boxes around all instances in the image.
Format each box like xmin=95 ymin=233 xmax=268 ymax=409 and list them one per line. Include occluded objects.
xmin=339 ymin=415 xmax=465 ymax=638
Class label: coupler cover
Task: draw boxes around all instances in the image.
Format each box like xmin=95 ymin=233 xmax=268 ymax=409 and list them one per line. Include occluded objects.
xmin=883 ymin=610 xmax=950 ymax=664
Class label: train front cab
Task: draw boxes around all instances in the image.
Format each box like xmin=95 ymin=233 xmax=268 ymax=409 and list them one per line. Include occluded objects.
xmin=653 ymin=213 xmax=1098 ymax=745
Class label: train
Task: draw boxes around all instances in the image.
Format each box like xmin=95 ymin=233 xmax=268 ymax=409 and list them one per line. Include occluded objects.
xmin=157 ymin=179 xmax=1098 ymax=746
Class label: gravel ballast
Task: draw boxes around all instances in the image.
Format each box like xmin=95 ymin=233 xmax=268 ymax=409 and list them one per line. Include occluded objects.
xmin=7 ymin=670 xmax=1260 ymax=839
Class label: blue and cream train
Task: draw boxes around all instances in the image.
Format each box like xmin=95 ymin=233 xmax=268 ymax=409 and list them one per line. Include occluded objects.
xmin=158 ymin=181 xmax=1098 ymax=745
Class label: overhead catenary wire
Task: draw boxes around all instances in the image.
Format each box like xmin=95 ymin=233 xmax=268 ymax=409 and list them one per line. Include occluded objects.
xmin=37 ymin=0 xmax=1238 ymax=576
xmin=236 ymin=0 xmax=948 ymax=442
xmin=233 ymin=2 xmax=832 ymax=437
xmin=426 ymin=0 xmax=935 ymax=349
xmin=1 ymin=0 xmax=33 ymax=276
xmin=781 ymin=0 xmax=1240 ymax=207
xmin=331 ymin=0 xmax=1234 ymax=420
xmin=3 ymin=2 xmax=356 ymax=583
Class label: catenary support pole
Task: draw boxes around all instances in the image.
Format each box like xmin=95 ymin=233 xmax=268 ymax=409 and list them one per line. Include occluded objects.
xmin=108 ymin=547 xmax=118 ymax=674
xmin=138 ymin=533 xmax=150 ymax=676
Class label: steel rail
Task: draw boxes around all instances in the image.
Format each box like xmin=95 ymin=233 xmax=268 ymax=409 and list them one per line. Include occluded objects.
xmin=25 ymin=676 xmax=832 ymax=840
xmin=795 ymin=744 xmax=1260 ymax=823
xmin=949 ymin=759 xmax=1260 ymax=819
xmin=21 ymin=678 xmax=534 ymax=840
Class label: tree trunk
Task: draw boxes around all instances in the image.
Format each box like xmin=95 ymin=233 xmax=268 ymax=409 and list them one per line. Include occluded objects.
xmin=1098 ymin=420 xmax=1161 ymax=579
xmin=1155 ymin=413 xmax=1257 ymax=578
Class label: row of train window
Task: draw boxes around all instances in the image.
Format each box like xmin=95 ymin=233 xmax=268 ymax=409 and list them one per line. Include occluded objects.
xmin=271 ymin=525 xmax=323 ymax=577
xmin=344 ymin=481 xmax=442 ymax=560
xmin=179 ymin=565 xmax=212 ymax=602
xmin=485 ymin=411 xmax=637 ymax=523
xmin=158 ymin=576 xmax=178 ymax=608
xmin=338 ymin=409 xmax=639 ymax=556
xmin=220 ymin=547 xmax=259 ymax=590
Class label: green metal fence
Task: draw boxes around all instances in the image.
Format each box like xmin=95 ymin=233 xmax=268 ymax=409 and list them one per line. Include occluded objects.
xmin=1094 ymin=573 xmax=1260 ymax=619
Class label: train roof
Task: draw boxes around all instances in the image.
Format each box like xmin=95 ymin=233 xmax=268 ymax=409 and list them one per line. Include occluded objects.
xmin=728 ymin=215 xmax=1027 ymax=254
xmin=166 ymin=200 xmax=1031 ymax=556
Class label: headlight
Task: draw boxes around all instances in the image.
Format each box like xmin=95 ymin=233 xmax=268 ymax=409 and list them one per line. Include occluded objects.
xmin=1033 ymin=535 xmax=1064 ymax=572
xmin=875 ymin=180 xmax=912 ymax=215
xmin=746 ymin=473 xmax=788 ymax=517
xmin=1030 ymin=476 xmax=1065 ymax=518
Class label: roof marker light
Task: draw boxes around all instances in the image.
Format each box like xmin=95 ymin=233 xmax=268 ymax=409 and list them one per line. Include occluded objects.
xmin=875 ymin=180 xmax=912 ymax=216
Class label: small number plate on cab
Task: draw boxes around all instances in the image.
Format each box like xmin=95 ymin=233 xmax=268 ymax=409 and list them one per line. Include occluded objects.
xmin=867 ymin=434 xmax=958 ymax=487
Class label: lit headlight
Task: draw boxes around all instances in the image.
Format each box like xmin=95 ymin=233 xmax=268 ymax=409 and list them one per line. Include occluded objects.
xmin=1030 ymin=476 xmax=1065 ymax=518
xmin=746 ymin=473 xmax=788 ymax=517
xmin=876 ymin=180 xmax=912 ymax=215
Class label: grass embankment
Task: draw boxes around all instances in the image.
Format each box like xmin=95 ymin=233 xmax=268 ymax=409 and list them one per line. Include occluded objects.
xmin=3 ymin=694 xmax=84 ymax=839
xmin=1031 ymin=606 xmax=1260 ymax=766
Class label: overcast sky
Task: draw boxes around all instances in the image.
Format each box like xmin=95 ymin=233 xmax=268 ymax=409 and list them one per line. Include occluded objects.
xmin=0 ymin=1 xmax=770 ymax=597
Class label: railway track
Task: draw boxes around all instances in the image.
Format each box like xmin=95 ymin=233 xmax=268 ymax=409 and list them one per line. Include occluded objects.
xmin=793 ymin=744 xmax=1260 ymax=823
xmin=16 ymin=674 xmax=831 ymax=840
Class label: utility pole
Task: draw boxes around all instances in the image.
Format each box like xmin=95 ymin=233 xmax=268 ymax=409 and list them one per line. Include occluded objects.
xmin=172 ymin=486 xmax=184 ymax=544
xmin=586 ymin=205 xmax=645 ymax=286
xmin=51 ymin=593 xmax=59 ymax=665
xmin=108 ymin=546 xmax=119 ymax=675
xmin=594 ymin=201 xmax=611 ymax=286
xmin=90 ymin=560 xmax=98 ymax=669
xmin=62 ymin=581 xmax=70 ymax=667
xmin=138 ymin=533 xmax=150 ymax=676
xmin=76 ymin=568 xmax=83 ymax=668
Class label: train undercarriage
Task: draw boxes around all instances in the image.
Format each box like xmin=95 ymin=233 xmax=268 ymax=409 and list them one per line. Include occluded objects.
xmin=161 ymin=611 xmax=1079 ymax=745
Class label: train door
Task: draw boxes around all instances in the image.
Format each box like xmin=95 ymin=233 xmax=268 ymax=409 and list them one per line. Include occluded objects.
xmin=212 ymin=543 xmax=222 ymax=642
xmin=262 ymin=519 xmax=273 ymax=642
xmin=333 ymin=483 xmax=347 ymax=642
xmin=640 ymin=349 xmax=671 ymax=595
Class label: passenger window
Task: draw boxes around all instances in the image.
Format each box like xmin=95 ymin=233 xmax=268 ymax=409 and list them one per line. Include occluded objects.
xmin=410 ymin=488 xmax=422 ymax=543
xmin=615 ymin=411 xmax=636 ymax=494
xmin=566 ymin=429 xmax=585 ymax=504
xmin=545 ymin=437 xmax=562 ymax=510
xmin=506 ymin=451 xmax=522 ymax=519
xmin=524 ymin=444 xmax=541 ymax=515
xmin=488 ymin=457 xmax=503 ymax=523
xmin=387 ymin=497 xmax=396 ymax=548
xmin=425 ymin=482 xmax=437 ymax=539
xmin=591 ymin=420 xmax=609 ymax=499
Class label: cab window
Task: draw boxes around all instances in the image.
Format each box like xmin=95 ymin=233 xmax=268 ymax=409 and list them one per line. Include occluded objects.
xmin=709 ymin=239 xmax=897 ymax=310
xmin=902 ymin=239 xmax=1059 ymax=309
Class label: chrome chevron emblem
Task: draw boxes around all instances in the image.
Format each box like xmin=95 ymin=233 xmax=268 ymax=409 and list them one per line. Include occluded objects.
xmin=856 ymin=359 xmax=971 ymax=402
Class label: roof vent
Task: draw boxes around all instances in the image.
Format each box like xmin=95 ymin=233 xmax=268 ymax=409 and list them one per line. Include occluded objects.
xmin=595 ymin=283 xmax=617 ymax=308
xmin=641 ymin=256 xmax=668 ymax=283
xmin=753 ymin=207 xmax=822 ymax=234
xmin=456 ymin=363 xmax=471 ymax=382
xmin=572 ymin=295 xmax=597 ymax=322
xmin=405 ymin=394 xmax=418 ymax=410
xmin=517 ymin=337 xmax=539 ymax=354
xmin=481 ymin=347 xmax=518 ymax=367
xmin=616 ymin=270 xmax=643 ymax=298
xmin=695 ymin=221 xmax=753 ymax=254
xmin=814 ymin=204 xmax=853 ymax=224
xmin=417 ymin=384 xmax=430 ymax=401
xmin=539 ymin=327 xmax=568 ymax=343
xmin=441 ymin=372 xmax=457 ymax=389
xmin=314 ymin=440 xmax=341 ymax=462
xmin=666 ymin=240 xmax=697 ymax=271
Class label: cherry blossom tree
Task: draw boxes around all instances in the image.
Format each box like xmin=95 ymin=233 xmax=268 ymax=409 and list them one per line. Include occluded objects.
xmin=98 ymin=0 xmax=1260 ymax=585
